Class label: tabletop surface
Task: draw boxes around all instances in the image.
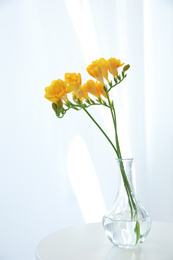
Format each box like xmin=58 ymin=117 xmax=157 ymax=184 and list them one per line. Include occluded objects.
xmin=36 ymin=221 xmax=173 ymax=260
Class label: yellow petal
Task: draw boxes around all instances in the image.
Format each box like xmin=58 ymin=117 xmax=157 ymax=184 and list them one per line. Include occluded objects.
xmin=107 ymin=58 xmax=125 ymax=77
xmin=82 ymin=80 xmax=100 ymax=98
xmin=98 ymin=58 xmax=109 ymax=82
xmin=44 ymin=79 xmax=68 ymax=102
xmin=95 ymin=82 xmax=107 ymax=98
xmin=65 ymin=73 xmax=81 ymax=92
xmin=86 ymin=61 xmax=104 ymax=84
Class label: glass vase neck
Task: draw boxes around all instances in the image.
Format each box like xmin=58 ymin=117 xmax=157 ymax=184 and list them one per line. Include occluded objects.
xmin=116 ymin=158 xmax=135 ymax=194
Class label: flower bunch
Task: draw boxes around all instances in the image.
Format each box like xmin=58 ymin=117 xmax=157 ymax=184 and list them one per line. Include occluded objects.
xmin=45 ymin=58 xmax=129 ymax=120
xmin=44 ymin=57 xmax=142 ymax=244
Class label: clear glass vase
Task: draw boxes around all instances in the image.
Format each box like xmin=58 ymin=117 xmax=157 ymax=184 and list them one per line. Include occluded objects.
xmin=102 ymin=158 xmax=151 ymax=248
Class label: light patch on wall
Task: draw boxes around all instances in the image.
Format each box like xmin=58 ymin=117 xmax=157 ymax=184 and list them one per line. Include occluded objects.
xmin=67 ymin=136 xmax=106 ymax=222
xmin=114 ymin=0 xmax=128 ymax=61
xmin=143 ymin=0 xmax=153 ymax=148
xmin=65 ymin=0 xmax=100 ymax=64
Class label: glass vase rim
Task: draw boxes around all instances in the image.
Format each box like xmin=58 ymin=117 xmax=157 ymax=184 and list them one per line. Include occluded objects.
xmin=115 ymin=158 xmax=134 ymax=161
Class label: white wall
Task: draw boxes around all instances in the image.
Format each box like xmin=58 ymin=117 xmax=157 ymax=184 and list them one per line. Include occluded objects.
xmin=0 ymin=0 xmax=173 ymax=259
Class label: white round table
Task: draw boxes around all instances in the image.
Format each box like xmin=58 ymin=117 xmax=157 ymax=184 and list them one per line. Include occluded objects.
xmin=36 ymin=222 xmax=173 ymax=260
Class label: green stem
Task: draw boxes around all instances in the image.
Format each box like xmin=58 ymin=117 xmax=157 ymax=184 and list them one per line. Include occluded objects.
xmin=111 ymin=102 xmax=121 ymax=156
xmin=105 ymin=92 xmax=121 ymax=158
xmin=105 ymin=88 xmax=137 ymax=217
xmin=107 ymin=76 xmax=126 ymax=92
xmin=81 ymin=105 xmax=119 ymax=157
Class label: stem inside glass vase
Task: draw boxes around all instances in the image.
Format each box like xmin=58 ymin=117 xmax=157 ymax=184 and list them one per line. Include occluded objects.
xmin=81 ymin=85 xmax=151 ymax=247
xmin=116 ymin=159 xmax=140 ymax=245
xmin=102 ymin=158 xmax=151 ymax=248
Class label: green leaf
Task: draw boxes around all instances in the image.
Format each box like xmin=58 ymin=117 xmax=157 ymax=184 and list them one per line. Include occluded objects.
xmin=102 ymin=100 xmax=107 ymax=106
xmin=97 ymin=97 xmax=102 ymax=103
xmin=104 ymin=85 xmax=108 ymax=92
xmin=86 ymin=99 xmax=91 ymax=104
xmin=114 ymin=78 xmax=117 ymax=84
xmin=77 ymin=99 xmax=82 ymax=105
xmin=72 ymin=107 xmax=79 ymax=110
xmin=117 ymin=75 xmax=121 ymax=81
xmin=66 ymin=100 xmax=72 ymax=107
xmin=134 ymin=221 xmax=141 ymax=245
xmin=108 ymin=81 xmax=112 ymax=87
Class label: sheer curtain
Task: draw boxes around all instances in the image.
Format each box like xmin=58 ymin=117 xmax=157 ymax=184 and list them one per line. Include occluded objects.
xmin=0 ymin=0 xmax=173 ymax=259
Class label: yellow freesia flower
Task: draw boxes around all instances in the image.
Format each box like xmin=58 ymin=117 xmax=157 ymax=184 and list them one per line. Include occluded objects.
xmin=77 ymin=87 xmax=89 ymax=100
xmin=65 ymin=73 xmax=81 ymax=94
xmin=95 ymin=81 xmax=107 ymax=98
xmin=44 ymin=79 xmax=71 ymax=103
xmin=107 ymin=58 xmax=124 ymax=77
xmin=82 ymin=80 xmax=106 ymax=99
xmin=86 ymin=61 xmax=104 ymax=84
xmin=82 ymin=80 xmax=101 ymax=98
xmin=98 ymin=58 xmax=109 ymax=82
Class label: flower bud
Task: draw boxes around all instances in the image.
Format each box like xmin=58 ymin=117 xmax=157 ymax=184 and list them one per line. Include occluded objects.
xmin=123 ymin=64 xmax=130 ymax=72
xmin=52 ymin=103 xmax=58 ymax=113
